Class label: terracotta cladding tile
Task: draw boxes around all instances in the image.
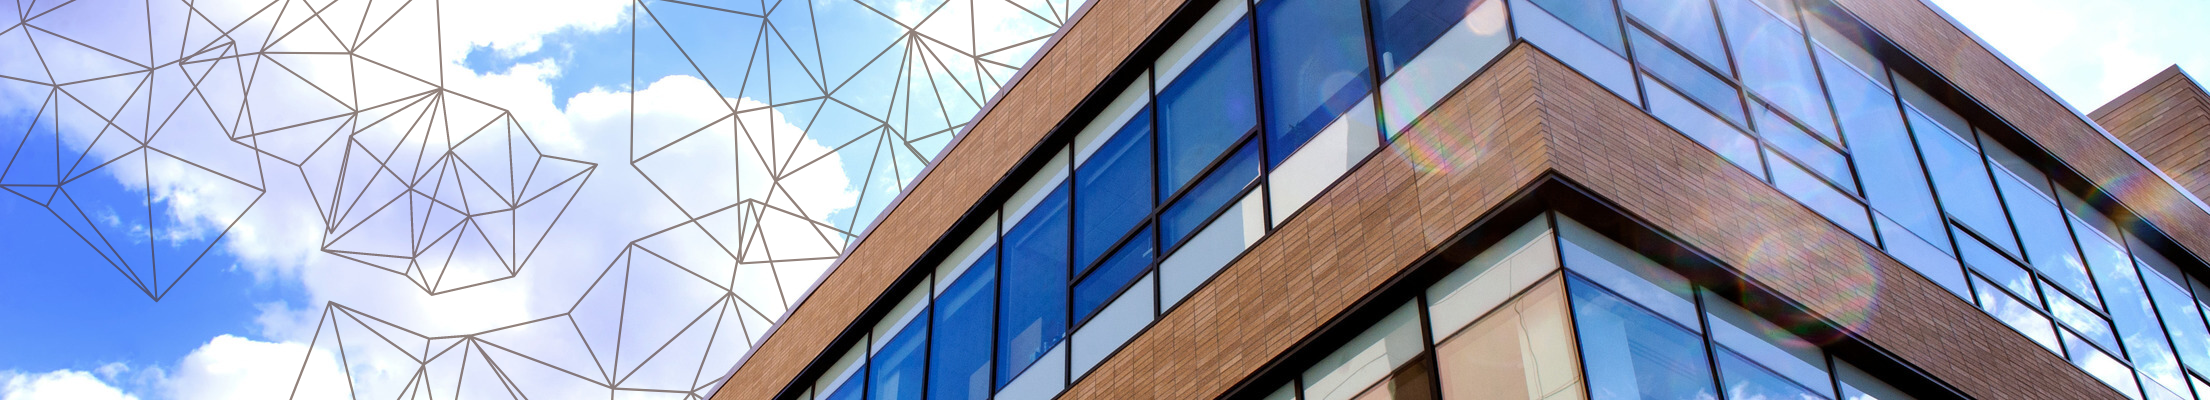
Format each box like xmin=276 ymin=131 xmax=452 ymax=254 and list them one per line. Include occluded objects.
xmin=1521 ymin=50 xmax=2114 ymax=399
xmin=1830 ymin=0 xmax=2210 ymax=261
xmin=705 ymin=0 xmax=1181 ymax=398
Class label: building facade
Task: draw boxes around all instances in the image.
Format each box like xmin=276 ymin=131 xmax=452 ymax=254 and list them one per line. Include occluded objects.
xmin=707 ymin=0 xmax=2210 ymax=399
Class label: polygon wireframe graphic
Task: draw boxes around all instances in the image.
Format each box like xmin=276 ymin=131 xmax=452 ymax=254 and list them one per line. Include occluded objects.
xmin=0 ymin=0 xmax=1069 ymax=397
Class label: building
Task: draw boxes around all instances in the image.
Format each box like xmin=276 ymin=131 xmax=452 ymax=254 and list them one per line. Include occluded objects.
xmin=704 ymin=0 xmax=2210 ymax=398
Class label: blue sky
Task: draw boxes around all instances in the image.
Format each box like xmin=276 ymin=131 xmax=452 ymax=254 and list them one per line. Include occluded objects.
xmin=0 ymin=0 xmax=2201 ymax=398
xmin=0 ymin=154 xmax=308 ymax=375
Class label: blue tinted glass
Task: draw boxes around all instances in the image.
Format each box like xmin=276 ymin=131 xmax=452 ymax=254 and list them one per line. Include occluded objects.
xmin=1074 ymin=227 xmax=1156 ymax=323
xmin=1757 ymin=104 xmax=1853 ymax=192
xmin=2078 ymin=225 xmax=2188 ymax=389
xmin=1076 ymin=111 xmax=1155 ymax=268
xmin=2043 ymin=281 xmax=2118 ymax=353
xmin=1768 ymin=149 xmax=1872 ymax=241
xmin=1644 ymin=75 xmax=1764 ymax=179
xmin=1716 ymin=348 xmax=1832 ymax=400
xmin=826 ymin=369 xmax=865 ymax=400
xmin=1162 ymin=141 xmax=1261 ymax=248
xmin=1366 ymin=0 xmax=1477 ymax=76
xmin=2060 ymin=330 xmax=2144 ymax=400
xmin=1970 ymin=275 xmax=2061 ymax=352
xmin=999 ymin=184 xmax=1070 ymax=389
xmin=1568 ymin=276 xmax=1719 ymax=400
xmin=1827 ymin=62 xmax=1942 ymax=244
xmin=1877 ymin=212 xmax=1967 ymax=298
xmin=2142 ymin=269 xmax=2210 ymax=377
xmin=1993 ymin=169 xmax=2096 ymax=303
xmin=1630 ymin=27 xmax=1744 ymax=125
xmin=1623 ymin=0 xmax=1729 ymax=70
xmin=929 ymin=252 xmax=997 ymax=400
xmin=1159 ymin=18 xmax=1259 ymax=196
xmin=1260 ymin=0 xmax=1372 ymax=168
xmin=1529 ymin=0 xmax=1624 ymax=55
xmin=1955 ymin=224 xmax=2033 ymax=298
xmin=1909 ymin=110 xmax=2017 ymax=256
xmin=1716 ymin=0 xmax=1835 ymax=140
xmin=869 ymin=310 xmax=928 ymax=400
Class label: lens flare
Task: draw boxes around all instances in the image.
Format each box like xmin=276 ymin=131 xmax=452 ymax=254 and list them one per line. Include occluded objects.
xmin=1384 ymin=113 xmax=1491 ymax=175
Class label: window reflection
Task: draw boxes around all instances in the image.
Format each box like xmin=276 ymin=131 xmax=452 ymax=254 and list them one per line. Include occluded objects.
xmin=1258 ymin=0 xmax=1372 ymax=168
xmin=1159 ymin=17 xmax=1258 ymax=196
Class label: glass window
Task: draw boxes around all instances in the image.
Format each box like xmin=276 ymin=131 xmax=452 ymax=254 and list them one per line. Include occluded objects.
xmin=2142 ymin=267 xmax=2210 ymax=377
xmin=1163 ymin=140 xmax=1261 ymax=248
xmin=1375 ymin=0 xmax=1511 ymax=136
xmin=1304 ymin=304 xmax=1426 ymax=400
xmin=868 ymin=308 xmax=927 ymax=400
xmin=1805 ymin=17 xmax=1886 ymax=89
xmin=1622 ymin=0 xmax=1729 ymax=71
xmin=1715 ymin=348 xmax=1833 ymax=400
xmin=2079 ymin=227 xmax=2189 ymax=392
xmin=1837 ymin=360 xmax=1916 ymax=400
xmin=1346 ymin=358 xmax=1438 ymax=400
xmin=1514 ymin=0 xmax=1639 ymax=103
xmin=1909 ymin=110 xmax=2017 ymax=256
xmin=1643 ymin=74 xmax=1764 ymax=179
xmin=1970 ymin=275 xmax=2060 ymax=353
xmin=1993 ymin=166 xmax=2096 ymax=303
xmin=930 ymin=251 xmax=997 ymax=400
xmin=1075 ymin=110 xmax=1155 ymax=268
xmin=1158 ymin=17 xmax=1258 ymax=196
xmin=2042 ymin=280 xmax=2118 ymax=353
xmin=1630 ymin=27 xmax=1745 ymax=125
xmin=1074 ymin=227 xmax=1155 ymax=323
xmin=1568 ymin=276 xmax=1719 ymax=400
xmin=1366 ymin=0 xmax=1483 ymax=76
xmin=1956 ymin=224 xmax=2033 ymax=299
xmin=824 ymin=372 xmax=865 ymax=400
xmin=1716 ymin=0 xmax=1836 ymax=140
xmin=2060 ymin=330 xmax=2144 ymax=400
xmin=1561 ymin=217 xmax=1701 ymax=329
xmin=1259 ymin=0 xmax=1372 ymax=168
xmin=1828 ymin=60 xmax=1942 ymax=244
xmin=1428 ymin=218 xmax=1559 ymax=335
xmin=1769 ymin=148 xmax=1874 ymax=241
xmin=1704 ymin=290 xmax=1832 ymax=394
xmin=999 ymin=184 xmax=1070 ymax=389
xmin=1757 ymin=104 xmax=1854 ymax=193
xmin=1877 ymin=213 xmax=1968 ymax=299
xmin=1528 ymin=0 xmax=1624 ymax=55
xmin=1436 ymin=277 xmax=1583 ymax=400
xmin=1159 ymin=189 xmax=1265 ymax=308
xmin=1894 ymin=78 xmax=1970 ymax=140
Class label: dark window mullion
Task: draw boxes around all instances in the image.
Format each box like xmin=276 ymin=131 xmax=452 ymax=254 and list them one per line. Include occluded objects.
xmin=1243 ymin=1 xmax=1275 ymax=234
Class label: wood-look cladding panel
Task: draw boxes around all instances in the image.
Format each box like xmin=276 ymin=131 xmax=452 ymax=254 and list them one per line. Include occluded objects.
xmin=711 ymin=0 xmax=2202 ymax=397
xmin=1528 ymin=52 xmax=2114 ymax=400
xmin=2093 ymin=66 xmax=2210 ymax=202
xmin=703 ymin=0 xmax=1181 ymax=398
xmin=1056 ymin=44 xmax=2116 ymax=400
xmin=1059 ymin=45 xmax=1553 ymax=399
xmin=1830 ymin=0 xmax=2210 ymax=260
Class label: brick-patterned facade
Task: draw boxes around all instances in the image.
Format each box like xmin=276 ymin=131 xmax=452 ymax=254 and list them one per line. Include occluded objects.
xmin=2094 ymin=66 xmax=2210 ymax=203
xmin=1057 ymin=44 xmax=2116 ymax=400
xmin=1831 ymin=0 xmax=2210 ymax=260
xmin=708 ymin=0 xmax=2210 ymax=399
xmin=705 ymin=0 xmax=1184 ymax=397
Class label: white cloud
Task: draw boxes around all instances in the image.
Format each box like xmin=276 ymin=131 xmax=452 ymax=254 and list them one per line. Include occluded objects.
xmin=1930 ymin=0 xmax=2210 ymax=110
xmin=0 ymin=369 xmax=139 ymax=400
xmin=156 ymin=336 xmax=350 ymax=400
xmin=1 ymin=0 xmax=1042 ymax=397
